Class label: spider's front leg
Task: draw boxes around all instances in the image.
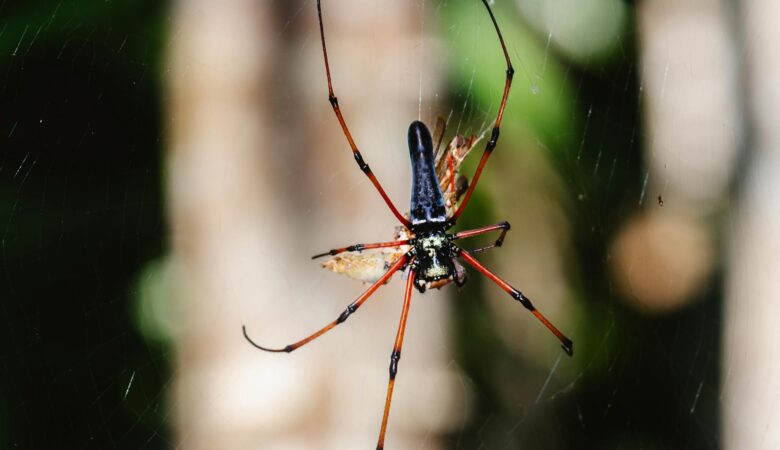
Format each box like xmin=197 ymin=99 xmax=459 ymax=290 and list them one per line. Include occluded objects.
xmin=376 ymin=266 xmax=416 ymax=450
xmin=242 ymin=253 xmax=411 ymax=353
xmin=457 ymin=248 xmax=573 ymax=356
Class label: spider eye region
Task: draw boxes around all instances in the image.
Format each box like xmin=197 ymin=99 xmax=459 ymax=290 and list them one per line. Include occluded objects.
xmin=414 ymin=232 xmax=455 ymax=282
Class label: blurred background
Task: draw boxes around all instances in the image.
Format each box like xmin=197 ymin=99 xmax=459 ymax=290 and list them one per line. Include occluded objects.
xmin=2 ymin=0 xmax=778 ymax=448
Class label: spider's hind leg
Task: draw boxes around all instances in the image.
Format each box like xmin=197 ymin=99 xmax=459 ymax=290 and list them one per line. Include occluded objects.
xmin=449 ymin=0 xmax=515 ymax=224
xmin=315 ymin=0 xmax=411 ymax=227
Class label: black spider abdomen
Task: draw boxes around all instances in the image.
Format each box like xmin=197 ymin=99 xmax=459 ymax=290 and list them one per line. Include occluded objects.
xmin=408 ymin=121 xmax=447 ymax=230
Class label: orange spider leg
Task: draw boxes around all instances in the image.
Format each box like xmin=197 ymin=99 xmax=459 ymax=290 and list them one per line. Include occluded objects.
xmin=316 ymin=0 xmax=411 ymax=227
xmin=458 ymin=249 xmax=573 ymax=355
xmin=450 ymin=0 xmax=514 ymax=223
xmin=376 ymin=266 xmax=416 ymax=450
xmin=311 ymin=239 xmax=411 ymax=259
xmin=242 ymin=254 xmax=410 ymax=353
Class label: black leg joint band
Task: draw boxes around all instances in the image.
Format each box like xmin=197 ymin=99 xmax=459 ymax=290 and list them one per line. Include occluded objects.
xmin=562 ymin=338 xmax=574 ymax=357
xmin=353 ymin=152 xmax=370 ymax=172
xmin=488 ymin=127 xmax=500 ymax=149
xmin=348 ymin=244 xmax=365 ymax=252
xmin=283 ymin=345 xmax=294 ymax=353
xmin=336 ymin=303 xmax=357 ymax=324
xmin=511 ymin=290 xmax=534 ymax=311
xmin=389 ymin=350 xmax=401 ymax=379
xmin=329 ymin=95 xmax=338 ymax=108
xmin=507 ymin=67 xmax=515 ymax=78
xmin=501 ymin=221 xmax=511 ymax=230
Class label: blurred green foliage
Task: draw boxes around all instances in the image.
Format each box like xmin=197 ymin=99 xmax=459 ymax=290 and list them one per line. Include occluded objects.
xmin=443 ymin=1 xmax=577 ymax=154
xmin=441 ymin=1 xmax=720 ymax=449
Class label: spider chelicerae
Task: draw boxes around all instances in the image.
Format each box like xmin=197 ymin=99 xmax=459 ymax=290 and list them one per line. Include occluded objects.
xmin=242 ymin=1 xmax=573 ymax=448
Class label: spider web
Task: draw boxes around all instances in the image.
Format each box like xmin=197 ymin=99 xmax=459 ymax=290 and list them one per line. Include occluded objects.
xmin=0 ymin=0 xmax=748 ymax=448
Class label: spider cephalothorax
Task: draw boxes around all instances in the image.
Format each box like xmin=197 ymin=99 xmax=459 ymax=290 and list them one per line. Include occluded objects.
xmin=242 ymin=1 xmax=572 ymax=449
xmin=410 ymin=231 xmax=456 ymax=291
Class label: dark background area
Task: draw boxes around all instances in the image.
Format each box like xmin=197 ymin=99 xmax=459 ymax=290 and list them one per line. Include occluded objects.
xmin=1 ymin=1 xmax=169 ymax=447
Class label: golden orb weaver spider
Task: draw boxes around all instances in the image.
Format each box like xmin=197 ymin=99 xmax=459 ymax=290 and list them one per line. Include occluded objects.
xmin=242 ymin=1 xmax=573 ymax=448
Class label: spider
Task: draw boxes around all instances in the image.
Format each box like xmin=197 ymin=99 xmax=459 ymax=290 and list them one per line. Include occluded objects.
xmin=242 ymin=1 xmax=573 ymax=448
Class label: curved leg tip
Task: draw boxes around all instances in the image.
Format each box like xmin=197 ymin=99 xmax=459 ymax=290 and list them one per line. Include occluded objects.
xmin=242 ymin=324 xmax=290 ymax=353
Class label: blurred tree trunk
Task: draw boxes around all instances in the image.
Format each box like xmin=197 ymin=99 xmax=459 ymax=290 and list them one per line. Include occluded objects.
xmin=633 ymin=0 xmax=737 ymax=313
xmin=723 ymin=1 xmax=780 ymax=448
xmin=637 ymin=0 xmax=780 ymax=446
xmin=165 ymin=0 xmax=461 ymax=448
